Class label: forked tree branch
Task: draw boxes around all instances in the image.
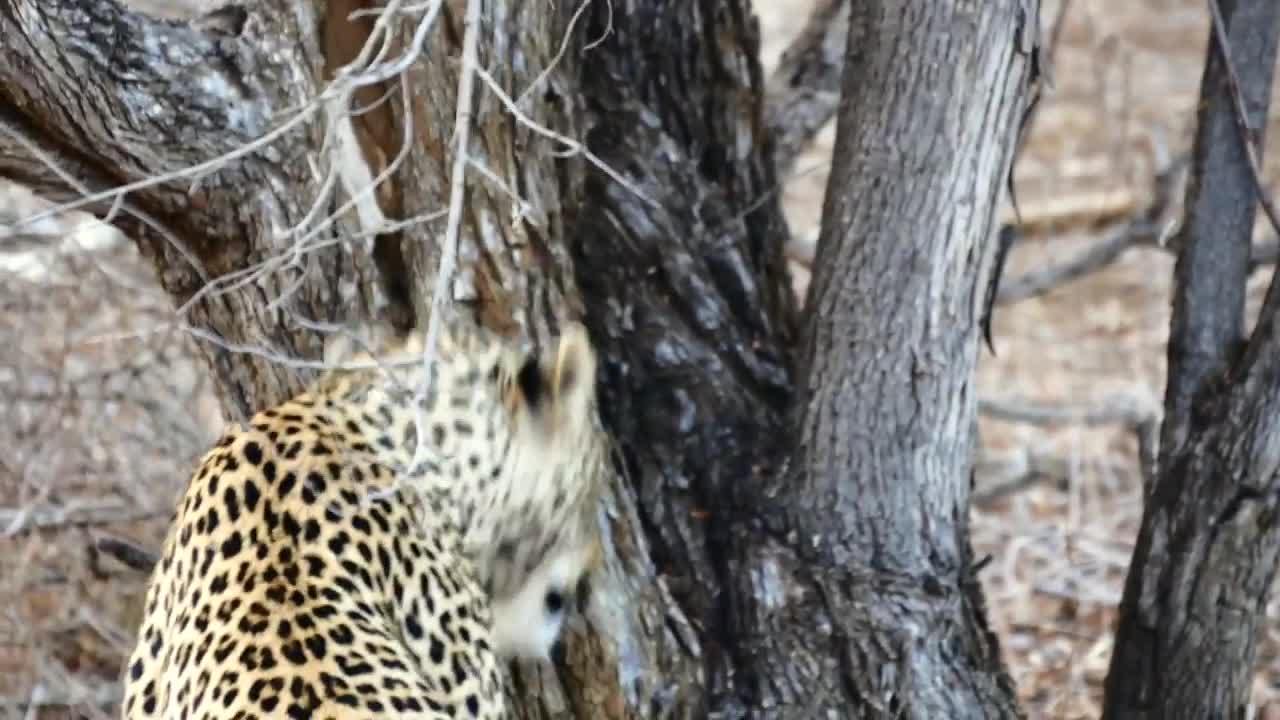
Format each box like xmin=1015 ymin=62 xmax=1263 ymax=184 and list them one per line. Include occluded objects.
xmin=1101 ymin=0 xmax=1280 ymax=714
xmin=1157 ymin=0 xmax=1276 ymax=467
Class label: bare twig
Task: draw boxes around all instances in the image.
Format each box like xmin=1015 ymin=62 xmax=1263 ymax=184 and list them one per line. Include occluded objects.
xmin=995 ymin=221 xmax=1156 ymax=305
xmin=980 ymin=394 xmax=1159 ymax=429
xmin=410 ymin=0 xmax=482 ymax=481
xmin=973 ymin=447 xmax=1135 ymax=504
xmin=996 ymin=154 xmax=1186 ymax=305
xmin=995 ymin=224 xmax=1280 ymax=306
xmin=0 ymin=500 xmax=163 ymax=536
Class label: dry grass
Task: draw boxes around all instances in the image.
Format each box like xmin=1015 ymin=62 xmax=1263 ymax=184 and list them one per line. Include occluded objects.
xmin=0 ymin=196 xmax=222 ymax=717
xmin=4 ymin=1 xmax=1280 ymax=717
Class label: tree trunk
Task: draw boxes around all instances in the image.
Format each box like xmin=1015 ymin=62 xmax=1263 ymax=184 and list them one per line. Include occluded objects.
xmin=739 ymin=1 xmax=1034 ymax=716
xmin=1101 ymin=0 xmax=1280 ymax=717
xmin=1 ymin=0 xmax=1035 ymax=717
xmin=579 ymin=0 xmax=1038 ymax=715
xmin=1 ymin=1 xmax=688 ymax=716
xmin=570 ymin=1 xmax=798 ymax=713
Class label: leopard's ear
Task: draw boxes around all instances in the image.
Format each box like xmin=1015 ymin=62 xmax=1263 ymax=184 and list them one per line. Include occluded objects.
xmin=550 ymin=322 xmax=598 ymax=423
xmin=322 ymin=319 xmax=400 ymax=367
xmin=498 ymin=323 xmax=596 ymax=424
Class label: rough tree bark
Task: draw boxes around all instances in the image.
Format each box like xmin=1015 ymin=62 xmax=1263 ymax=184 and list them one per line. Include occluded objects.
xmin=766 ymin=0 xmax=850 ymax=176
xmin=578 ymin=0 xmax=1035 ymax=716
xmin=1 ymin=1 xmax=686 ymax=716
xmin=751 ymin=1 xmax=1033 ymax=715
xmin=1101 ymin=0 xmax=1280 ymax=717
xmin=1 ymin=0 xmax=1036 ymax=717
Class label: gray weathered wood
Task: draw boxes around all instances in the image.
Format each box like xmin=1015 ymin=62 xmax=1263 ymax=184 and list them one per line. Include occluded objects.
xmin=1102 ymin=0 xmax=1280 ymax=716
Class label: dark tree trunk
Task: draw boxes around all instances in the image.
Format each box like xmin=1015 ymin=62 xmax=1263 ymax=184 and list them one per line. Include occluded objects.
xmin=571 ymin=1 xmax=798 ymax=713
xmin=1 ymin=0 xmax=1035 ymax=717
xmin=580 ymin=0 xmax=1037 ymax=716
xmin=1101 ymin=0 xmax=1280 ymax=717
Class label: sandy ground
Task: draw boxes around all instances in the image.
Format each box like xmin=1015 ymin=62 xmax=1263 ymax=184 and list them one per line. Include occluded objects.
xmin=4 ymin=1 xmax=1280 ymax=718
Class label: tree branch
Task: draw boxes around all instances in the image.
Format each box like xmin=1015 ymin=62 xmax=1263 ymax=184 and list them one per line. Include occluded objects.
xmin=0 ymin=0 xmax=393 ymax=420
xmin=980 ymin=394 xmax=1157 ymax=429
xmin=1101 ymin=0 xmax=1280 ymax=714
xmin=0 ymin=499 xmax=164 ymax=535
xmin=1156 ymin=0 xmax=1275 ymax=466
xmin=994 ymin=149 xmax=1280 ymax=307
xmin=996 ymin=152 xmax=1184 ymax=305
xmin=765 ymin=0 xmax=849 ymax=175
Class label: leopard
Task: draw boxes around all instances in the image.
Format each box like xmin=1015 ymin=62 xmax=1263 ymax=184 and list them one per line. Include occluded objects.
xmin=119 ymin=318 xmax=611 ymax=720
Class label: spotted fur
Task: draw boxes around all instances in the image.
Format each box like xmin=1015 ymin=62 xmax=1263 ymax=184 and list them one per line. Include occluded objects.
xmin=120 ymin=320 xmax=610 ymax=720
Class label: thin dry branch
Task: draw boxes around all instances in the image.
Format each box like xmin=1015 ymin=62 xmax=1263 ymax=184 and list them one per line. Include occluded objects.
xmin=979 ymin=392 xmax=1161 ymax=498
xmin=997 ymin=154 xmax=1186 ymax=305
xmin=766 ymin=0 xmax=849 ymax=175
xmin=1209 ymin=0 xmax=1280 ymax=240
xmin=995 ymin=223 xmax=1155 ymax=304
xmin=0 ymin=500 xmax=163 ymax=536
xmin=980 ymin=394 xmax=1158 ymax=429
xmin=0 ymin=112 xmax=201 ymax=277
xmin=996 ymin=224 xmax=1280 ymax=307
xmin=984 ymin=0 xmax=1280 ymax=313
xmin=973 ymin=448 xmax=1134 ymax=504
